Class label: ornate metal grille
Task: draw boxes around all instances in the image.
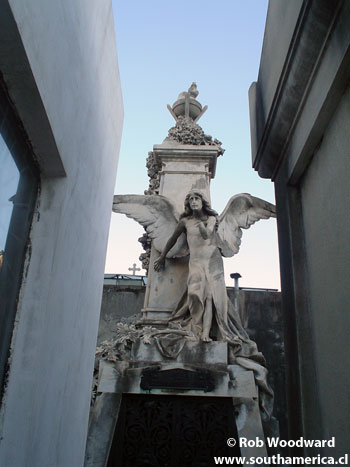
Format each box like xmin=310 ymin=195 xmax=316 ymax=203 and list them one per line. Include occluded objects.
xmin=108 ymin=394 xmax=240 ymax=467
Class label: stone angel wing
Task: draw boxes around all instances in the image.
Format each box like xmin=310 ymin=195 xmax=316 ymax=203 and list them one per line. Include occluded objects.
xmin=217 ymin=193 xmax=276 ymax=257
xmin=112 ymin=194 xmax=189 ymax=258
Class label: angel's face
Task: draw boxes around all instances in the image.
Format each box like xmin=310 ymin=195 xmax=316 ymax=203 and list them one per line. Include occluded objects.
xmin=189 ymin=194 xmax=203 ymax=212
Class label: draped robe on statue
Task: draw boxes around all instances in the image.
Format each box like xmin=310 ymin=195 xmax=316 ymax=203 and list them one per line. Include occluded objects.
xmin=169 ymin=215 xmax=274 ymax=419
xmin=112 ymin=192 xmax=276 ymax=419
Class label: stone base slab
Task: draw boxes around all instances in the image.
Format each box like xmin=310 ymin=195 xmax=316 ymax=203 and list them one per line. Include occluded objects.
xmin=97 ymin=360 xmax=257 ymax=400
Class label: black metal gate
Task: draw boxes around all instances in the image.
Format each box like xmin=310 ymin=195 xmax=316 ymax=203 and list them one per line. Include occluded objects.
xmin=108 ymin=394 xmax=241 ymax=467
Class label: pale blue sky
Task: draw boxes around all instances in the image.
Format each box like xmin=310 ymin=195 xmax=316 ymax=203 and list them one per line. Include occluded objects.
xmin=0 ymin=135 xmax=19 ymax=251
xmin=107 ymin=0 xmax=281 ymax=289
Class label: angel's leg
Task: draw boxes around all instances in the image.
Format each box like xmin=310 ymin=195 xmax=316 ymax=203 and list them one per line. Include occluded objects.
xmin=201 ymin=296 xmax=213 ymax=342
xmin=188 ymin=293 xmax=203 ymax=339
xmin=187 ymin=265 xmax=205 ymax=339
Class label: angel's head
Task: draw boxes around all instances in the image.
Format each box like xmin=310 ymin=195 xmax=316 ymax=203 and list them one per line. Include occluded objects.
xmin=180 ymin=190 xmax=218 ymax=218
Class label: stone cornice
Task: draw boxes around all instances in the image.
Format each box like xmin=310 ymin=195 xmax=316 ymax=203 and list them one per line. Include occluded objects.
xmin=153 ymin=143 xmax=219 ymax=178
xmin=251 ymin=0 xmax=346 ymax=180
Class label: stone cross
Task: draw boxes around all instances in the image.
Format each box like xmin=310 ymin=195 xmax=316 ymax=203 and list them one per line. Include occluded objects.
xmin=128 ymin=263 xmax=141 ymax=275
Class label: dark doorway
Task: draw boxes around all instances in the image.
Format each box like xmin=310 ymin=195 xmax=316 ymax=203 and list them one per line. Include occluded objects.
xmin=108 ymin=394 xmax=241 ymax=467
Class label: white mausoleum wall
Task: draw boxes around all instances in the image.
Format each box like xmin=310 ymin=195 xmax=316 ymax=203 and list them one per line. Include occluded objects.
xmin=0 ymin=1 xmax=123 ymax=466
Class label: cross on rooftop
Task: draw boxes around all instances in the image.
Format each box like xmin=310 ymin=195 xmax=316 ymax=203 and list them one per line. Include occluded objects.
xmin=128 ymin=263 xmax=141 ymax=275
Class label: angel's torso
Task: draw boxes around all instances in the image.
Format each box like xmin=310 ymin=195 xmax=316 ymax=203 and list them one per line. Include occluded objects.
xmin=183 ymin=215 xmax=225 ymax=290
xmin=183 ymin=216 xmax=220 ymax=260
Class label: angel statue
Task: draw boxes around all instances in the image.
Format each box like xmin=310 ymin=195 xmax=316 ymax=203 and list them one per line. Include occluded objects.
xmin=113 ymin=189 xmax=275 ymax=341
xmin=113 ymin=189 xmax=276 ymax=418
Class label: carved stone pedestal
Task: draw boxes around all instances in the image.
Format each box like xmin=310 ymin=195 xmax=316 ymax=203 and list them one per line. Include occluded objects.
xmin=141 ymin=142 xmax=220 ymax=325
xmin=85 ymin=341 xmax=268 ymax=466
xmin=104 ymin=86 xmax=275 ymax=465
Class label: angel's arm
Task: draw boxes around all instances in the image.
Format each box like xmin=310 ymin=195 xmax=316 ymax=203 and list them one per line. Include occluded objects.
xmin=154 ymin=220 xmax=186 ymax=271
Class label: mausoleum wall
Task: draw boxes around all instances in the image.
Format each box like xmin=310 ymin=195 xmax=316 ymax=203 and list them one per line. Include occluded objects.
xmin=249 ymin=0 xmax=350 ymax=456
xmin=300 ymin=85 xmax=350 ymax=450
xmin=0 ymin=1 xmax=123 ymax=465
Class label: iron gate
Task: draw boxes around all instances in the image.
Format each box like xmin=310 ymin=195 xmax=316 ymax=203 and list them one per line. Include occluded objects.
xmin=108 ymin=394 xmax=240 ymax=467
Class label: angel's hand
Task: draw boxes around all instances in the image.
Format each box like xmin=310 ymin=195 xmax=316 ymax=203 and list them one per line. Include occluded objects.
xmin=195 ymin=220 xmax=209 ymax=239
xmin=215 ymin=217 xmax=219 ymax=231
xmin=154 ymin=255 xmax=166 ymax=271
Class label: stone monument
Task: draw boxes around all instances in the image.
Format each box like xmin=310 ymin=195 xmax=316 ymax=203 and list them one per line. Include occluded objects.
xmin=86 ymin=85 xmax=277 ymax=466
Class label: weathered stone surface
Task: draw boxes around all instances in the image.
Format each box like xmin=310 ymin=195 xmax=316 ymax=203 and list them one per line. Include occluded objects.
xmin=98 ymin=285 xmax=143 ymax=342
xmin=228 ymin=288 xmax=286 ymax=438
xmin=131 ymin=340 xmax=228 ymax=364
xmin=85 ymin=393 xmax=122 ymax=467
xmin=105 ymin=87 xmax=279 ymax=465
xmin=97 ymin=359 xmax=257 ymax=399
xmin=166 ymin=116 xmax=224 ymax=153
xmin=0 ymin=1 xmax=123 ymax=466
xmin=113 ymin=188 xmax=275 ymax=417
xmin=250 ymin=0 xmax=350 ymax=456
xmin=91 ymin=284 xmax=284 ymax=464
xmin=98 ymin=283 xmax=286 ymax=433
xmin=113 ymin=189 xmax=275 ymax=344
xmin=89 ymin=356 xmax=268 ymax=464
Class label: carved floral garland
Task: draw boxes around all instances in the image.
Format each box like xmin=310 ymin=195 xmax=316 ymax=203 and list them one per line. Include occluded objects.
xmin=91 ymin=322 xmax=194 ymax=404
xmin=166 ymin=116 xmax=225 ymax=156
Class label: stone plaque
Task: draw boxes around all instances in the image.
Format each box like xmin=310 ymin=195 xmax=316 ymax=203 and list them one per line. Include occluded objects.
xmin=140 ymin=367 xmax=215 ymax=392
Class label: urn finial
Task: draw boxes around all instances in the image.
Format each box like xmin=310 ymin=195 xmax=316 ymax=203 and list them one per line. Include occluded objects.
xmin=167 ymin=83 xmax=208 ymax=123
